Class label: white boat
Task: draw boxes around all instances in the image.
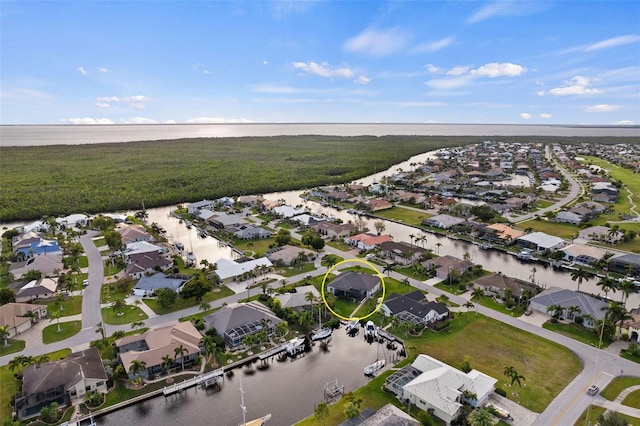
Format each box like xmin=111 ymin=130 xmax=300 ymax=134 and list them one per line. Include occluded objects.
xmin=516 ymin=249 xmax=533 ymax=261
xmin=364 ymin=359 xmax=386 ymax=376
xmin=284 ymin=337 xmax=305 ymax=356
xmin=345 ymin=320 xmax=359 ymax=332
xmin=311 ymin=327 xmax=332 ymax=341
xmin=244 ymin=414 xmax=272 ymax=426
xmin=186 ymin=251 xmax=197 ymax=267
xmin=174 ymin=241 xmax=184 ymax=251
xmin=364 ymin=321 xmax=377 ymax=338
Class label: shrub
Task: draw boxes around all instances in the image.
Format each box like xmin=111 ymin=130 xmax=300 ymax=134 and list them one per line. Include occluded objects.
xmin=495 ymin=388 xmax=507 ymax=397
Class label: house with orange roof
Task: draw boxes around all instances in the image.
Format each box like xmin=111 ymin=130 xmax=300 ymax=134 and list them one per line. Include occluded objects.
xmin=344 ymin=233 xmax=393 ymax=250
xmin=485 ymin=223 xmax=524 ymax=243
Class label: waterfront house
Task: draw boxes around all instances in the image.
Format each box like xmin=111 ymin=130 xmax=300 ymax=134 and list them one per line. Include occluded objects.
xmin=0 ymin=302 xmax=47 ymax=338
xmin=578 ymin=226 xmax=624 ymax=244
xmin=204 ymin=302 xmax=281 ymax=349
xmin=484 ymin=223 xmax=524 ymax=243
xmin=421 ymin=214 xmax=466 ymax=230
xmin=313 ymin=221 xmax=356 ymax=239
xmin=116 ymin=223 xmax=154 ymax=245
xmin=132 ymin=272 xmax=190 ymax=297
xmin=327 ymin=272 xmax=380 ymax=301
xmin=12 ymin=277 xmax=58 ymax=303
xmin=273 ymin=285 xmax=320 ymax=310
xmin=214 ymin=258 xmax=273 ymax=283
xmin=422 ymin=256 xmax=473 ymax=280
xmin=116 ymin=322 xmax=202 ymax=378
xmin=515 ymin=232 xmax=564 ymax=253
xmin=380 ymin=291 xmax=449 ymax=325
xmin=386 ymin=354 xmax=496 ymax=425
xmin=13 ymin=233 xmax=62 ymax=258
xmin=15 ymin=347 xmax=107 ymax=420
xmin=187 ymin=199 xmax=216 ymax=214
xmin=206 ymin=212 xmax=249 ymax=230
xmin=273 ymin=205 xmax=307 ymax=218
xmin=378 ymin=241 xmax=428 ymax=266
xmin=55 ymin=213 xmax=89 ymax=229
xmin=608 ymin=253 xmax=640 ymax=276
xmin=560 ymin=244 xmax=609 ymax=266
xmin=234 ymin=225 xmax=273 ymax=240
xmin=472 ymin=273 xmax=539 ymax=301
xmin=529 ymin=287 xmax=607 ymax=328
xmin=344 ymin=233 xmax=393 ymax=250
xmin=125 ymin=252 xmax=173 ymax=279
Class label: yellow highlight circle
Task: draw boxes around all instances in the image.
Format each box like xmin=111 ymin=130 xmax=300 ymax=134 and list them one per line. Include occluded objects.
xmin=320 ymin=258 xmax=386 ymax=322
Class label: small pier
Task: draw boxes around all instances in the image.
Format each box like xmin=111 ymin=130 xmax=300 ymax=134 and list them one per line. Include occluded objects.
xmin=258 ymin=344 xmax=286 ymax=360
xmin=324 ymin=379 xmax=344 ymax=402
xmin=162 ymin=368 xmax=224 ymax=397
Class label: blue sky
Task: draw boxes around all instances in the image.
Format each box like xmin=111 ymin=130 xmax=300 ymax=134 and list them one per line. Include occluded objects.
xmin=1 ymin=0 xmax=639 ymax=125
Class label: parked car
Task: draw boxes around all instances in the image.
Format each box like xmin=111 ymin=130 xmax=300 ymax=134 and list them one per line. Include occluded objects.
xmin=83 ymin=279 xmax=89 ymax=286
xmin=587 ymin=384 xmax=599 ymax=396
xmin=524 ymin=308 xmax=533 ymax=316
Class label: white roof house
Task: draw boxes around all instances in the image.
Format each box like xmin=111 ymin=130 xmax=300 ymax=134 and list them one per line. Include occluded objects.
xmin=273 ymin=205 xmax=307 ymax=218
xmin=124 ymin=241 xmax=167 ymax=256
xmin=516 ymin=232 xmax=564 ymax=253
xmin=274 ymin=285 xmax=320 ymax=310
xmin=402 ymin=354 xmax=497 ymax=425
xmin=214 ymin=258 xmax=273 ymax=282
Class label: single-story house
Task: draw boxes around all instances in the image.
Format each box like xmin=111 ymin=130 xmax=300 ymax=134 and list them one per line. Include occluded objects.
xmin=327 ymin=272 xmax=381 ymax=301
xmin=237 ymin=195 xmax=263 ymax=206
xmin=529 ymin=287 xmax=608 ymax=328
xmin=344 ymin=233 xmax=393 ymax=250
xmin=484 ymin=223 xmax=524 ymax=243
xmin=116 ymin=321 xmax=202 ymax=378
xmin=13 ymin=277 xmax=58 ymax=303
xmin=15 ymin=347 xmax=108 ymax=420
xmin=274 ymin=285 xmax=320 ymax=310
xmin=313 ymin=221 xmax=356 ymax=239
xmin=423 ymin=256 xmax=474 ymax=280
xmin=273 ymin=205 xmax=307 ymax=218
xmin=132 ymin=272 xmax=189 ymax=297
xmin=620 ymin=313 xmax=640 ymax=343
xmin=387 ymin=354 xmax=496 ymax=425
xmin=554 ymin=211 xmax=584 ymax=225
xmin=378 ymin=241 xmax=428 ymax=266
xmin=13 ymin=233 xmax=62 ymax=258
xmin=0 ymin=303 xmax=47 ymax=338
xmin=381 ymin=291 xmax=449 ymax=325
xmin=9 ymin=253 xmax=64 ymax=279
xmin=578 ymin=226 xmax=625 ymax=244
xmin=116 ymin=223 xmax=154 ymax=245
xmin=560 ymin=244 xmax=609 ymax=266
xmin=364 ymin=198 xmax=394 ymax=212
xmin=55 ymin=214 xmax=89 ymax=229
xmin=266 ymin=245 xmax=313 ymax=266
xmin=204 ymin=302 xmax=281 ymax=349
xmin=206 ymin=212 xmax=249 ymax=230
xmin=187 ymin=199 xmax=216 ymax=214
xmin=608 ymin=253 xmax=640 ymax=276
xmin=291 ymin=214 xmax=323 ymax=227
xmin=472 ymin=273 xmax=540 ymax=300
xmin=338 ymin=403 xmax=420 ymax=426
xmin=125 ymin=252 xmax=173 ymax=279
xmin=516 ymin=232 xmax=564 ymax=253
xmin=234 ymin=225 xmax=273 ymax=240
xmin=421 ymin=214 xmax=466 ymax=230
xmin=124 ymin=241 xmax=168 ymax=257
xmin=214 ymin=257 xmax=273 ymax=283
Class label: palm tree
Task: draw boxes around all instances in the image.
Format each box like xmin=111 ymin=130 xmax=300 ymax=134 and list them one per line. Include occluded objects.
xmin=471 ymin=287 xmax=484 ymax=302
xmin=546 ymin=304 xmax=564 ymax=320
xmin=467 ymin=407 xmax=495 ymax=426
xmin=570 ymin=267 xmax=592 ymax=293
xmin=130 ymin=359 xmax=146 ymax=379
xmin=597 ymin=276 xmax=618 ymax=300
xmin=174 ymin=345 xmax=188 ymax=370
xmin=503 ymin=365 xmax=525 ymax=387
xmin=606 ymin=302 xmax=633 ymax=340
xmin=409 ymin=233 xmax=415 ymax=247
xmin=0 ymin=325 xmax=9 ymax=347
xmin=617 ymin=279 xmax=638 ymax=306
xmin=49 ymin=310 xmax=62 ymax=332
xmin=463 ymin=301 xmax=475 ymax=313
xmin=95 ymin=322 xmax=107 ymax=342
xmin=567 ymin=305 xmax=582 ymax=321
xmin=383 ymin=264 xmax=394 ymax=277
xmin=161 ymin=355 xmax=173 ymax=374
xmin=314 ymin=401 xmax=330 ymax=426
xmin=199 ymin=301 xmax=211 ymax=313
xmin=276 ymin=320 xmax=289 ymax=339
xmin=435 ymin=242 xmax=442 ymax=255
xmin=111 ymin=297 xmax=127 ymax=316
xmin=321 ymin=255 xmax=338 ymax=269
xmin=131 ymin=321 xmax=146 ymax=331
xmin=305 ymin=291 xmax=317 ymax=311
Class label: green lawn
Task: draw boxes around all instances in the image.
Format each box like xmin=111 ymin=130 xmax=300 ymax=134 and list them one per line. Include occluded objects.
xmin=0 ymin=339 xmax=25 ymax=356
xmin=104 ymin=263 xmax=124 ymax=276
xmin=277 ymin=263 xmax=316 ymax=277
xmin=101 ymin=305 xmax=148 ymax=325
xmin=0 ymin=348 xmax=71 ymax=421
xmin=517 ymin=219 xmax=578 ymax=239
xmin=101 ymin=281 xmax=135 ymax=303
xmin=373 ymin=206 xmax=432 ymax=227
xmin=574 ymin=405 xmax=640 ymax=426
xmin=232 ymin=237 xmax=277 ymax=257
xmin=93 ymin=237 xmax=106 ymax=246
xmin=42 ymin=320 xmax=82 ymax=344
xmin=37 ymin=296 xmax=83 ymax=317
xmin=143 ymin=286 xmax=234 ymax=315
xmin=542 ymin=320 xmax=610 ymax=348
xmin=600 ymin=376 xmax=640 ymax=401
xmin=623 ymin=389 xmax=640 ymax=408
xmin=399 ymin=313 xmax=581 ymax=413
xmin=326 ymin=240 xmax=354 ymax=252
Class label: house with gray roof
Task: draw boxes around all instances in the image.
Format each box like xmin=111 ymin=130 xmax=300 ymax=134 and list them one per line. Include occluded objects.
xmin=516 ymin=232 xmax=564 ymax=253
xmin=327 ymin=272 xmax=380 ymax=301
xmin=206 ymin=212 xmax=249 ymax=230
xmin=274 ymin=285 xmax=320 ymax=310
xmin=421 ymin=214 xmax=466 ymax=229
xmin=381 ymin=291 xmax=449 ymax=325
xmin=9 ymin=253 xmax=63 ymax=279
xmin=234 ymin=225 xmax=273 ymax=240
xmin=529 ymin=287 xmax=608 ymax=328
xmin=378 ymin=241 xmax=428 ymax=266
xmin=472 ymin=273 xmax=539 ymax=300
xmin=554 ymin=211 xmax=583 ymax=225
xmin=132 ymin=272 xmax=189 ymax=297
xmin=15 ymin=347 xmax=107 ymax=420
xmin=187 ymin=199 xmax=216 ymax=214
xmin=608 ymin=253 xmax=640 ymax=276
xmin=204 ymin=302 xmax=281 ymax=349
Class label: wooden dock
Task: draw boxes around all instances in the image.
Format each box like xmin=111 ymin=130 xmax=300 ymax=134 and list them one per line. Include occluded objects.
xmin=257 ymin=344 xmax=286 ymax=360
xmin=162 ymin=368 xmax=224 ymax=397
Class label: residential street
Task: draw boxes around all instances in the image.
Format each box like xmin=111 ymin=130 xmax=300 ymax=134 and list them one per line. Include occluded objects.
xmin=2 ymin=228 xmax=639 ymax=426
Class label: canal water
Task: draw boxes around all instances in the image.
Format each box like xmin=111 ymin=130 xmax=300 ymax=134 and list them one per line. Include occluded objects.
xmin=97 ymin=330 xmax=397 ymax=426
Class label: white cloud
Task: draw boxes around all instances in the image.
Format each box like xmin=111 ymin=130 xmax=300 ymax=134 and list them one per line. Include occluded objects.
xmin=186 ymin=117 xmax=253 ymax=124
xmin=467 ymin=1 xmax=546 ymax=24
xmin=425 ymin=75 xmax=474 ymax=90
xmin=77 ymin=66 xmax=87 ymax=76
xmin=549 ymin=76 xmax=601 ymax=96
xmin=120 ymin=117 xmax=158 ymax=124
xmin=520 ymin=113 xmax=532 ymax=119
xmin=412 ymin=37 xmax=454 ymax=53
xmin=293 ymin=61 xmax=354 ymax=79
xmin=99 ymin=67 xmax=109 ymax=73
xmin=584 ymin=34 xmax=640 ymax=52
xmin=539 ymin=113 xmax=552 ymax=119
xmin=97 ymin=96 xmax=120 ymax=102
xmin=536 ymin=90 xmax=545 ymax=97
xmin=355 ymin=75 xmax=371 ymax=85
xmin=122 ymin=95 xmax=151 ymax=109
xmin=447 ymin=66 xmax=470 ymax=76
xmin=263 ymin=60 xmax=269 ymax=65
xmin=470 ymin=62 xmax=525 ymax=77
xmin=343 ymin=28 xmax=410 ymax=57
xmin=586 ymin=104 xmax=621 ymax=112
xmin=62 ymin=117 xmax=113 ymax=124
xmin=426 ymin=64 xmax=442 ymax=73
xmin=252 ymin=85 xmax=298 ymax=94
xmin=95 ymin=102 xmax=111 ymax=109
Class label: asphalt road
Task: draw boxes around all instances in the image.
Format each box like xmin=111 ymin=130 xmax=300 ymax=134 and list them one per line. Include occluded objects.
xmin=3 ymin=228 xmax=639 ymax=425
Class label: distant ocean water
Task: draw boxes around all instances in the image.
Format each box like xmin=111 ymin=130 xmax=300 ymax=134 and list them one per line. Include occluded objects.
xmin=1 ymin=123 xmax=639 ymax=146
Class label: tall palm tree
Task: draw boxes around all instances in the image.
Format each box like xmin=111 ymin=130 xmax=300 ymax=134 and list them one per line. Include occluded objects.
xmin=409 ymin=233 xmax=415 ymax=247
xmin=597 ymin=276 xmax=618 ymax=300
xmin=546 ymin=304 xmax=564 ymax=320
xmin=49 ymin=310 xmax=62 ymax=332
xmin=570 ymin=267 xmax=592 ymax=293
xmin=199 ymin=301 xmax=212 ymax=313
xmin=161 ymin=355 xmax=173 ymax=374
xmin=95 ymin=322 xmax=106 ymax=342
xmin=617 ymin=279 xmax=638 ymax=306
xmin=305 ymin=291 xmax=317 ymax=312
xmin=435 ymin=242 xmax=442 ymax=255
xmin=130 ymin=321 xmax=146 ymax=331
xmin=606 ymin=302 xmax=633 ymax=340
xmin=471 ymin=287 xmax=484 ymax=302
xmin=383 ymin=264 xmax=394 ymax=277
xmin=276 ymin=320 xmax=289 ymax=339
xmin=111 ymin=297 xmax=127 ymax=316
xmin=174 ymin=345 xmax=188 ymax=370
xmin=130 ymin=359 xmax=146 ymax=379
xmin=567 ymin=306 xmax=582 ymax=321
xmin=463 ymin=301 xmax=475 ymax=313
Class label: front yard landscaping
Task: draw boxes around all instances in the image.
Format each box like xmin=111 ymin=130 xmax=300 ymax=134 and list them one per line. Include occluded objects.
xmin=600 ymin=376 xmax=640 ymax=401
xmin=42 ymin=320 xmax=82 ymax=344
xmin=144 ymin=285 xmax=234 ymax=315
xmin=542 ymin=320 xmax=610 ymax=348
xmin=0 ymin=339 xmax=25 ymax=357
xmin=574 ymin=405 xmax=640 ymax=426
xmin=101 ymin=306 xmax=148 ymax=325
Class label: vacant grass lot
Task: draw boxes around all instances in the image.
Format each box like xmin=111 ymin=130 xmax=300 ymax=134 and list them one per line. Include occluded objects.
xmin=517 ymin=219 xmax=578 ymax=239
xmin=399 ymin=313 xmax=581 ymax=413
xmin=42 ymin=320 xmax=82 ymax=344
xmin=0 ymin=348 xmax=71 ymax=421
xmin=372 ymin=206 xmax=432 ymax=227
xmin=600 ymin=376 xmax=640 ymax=400
xmin=101 ymin=306 xmax=148 ymax=325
